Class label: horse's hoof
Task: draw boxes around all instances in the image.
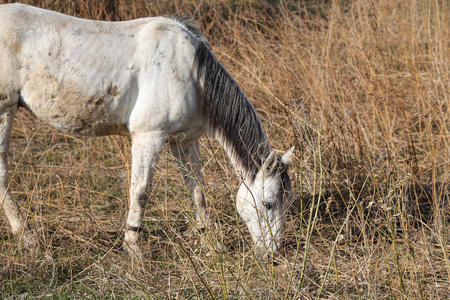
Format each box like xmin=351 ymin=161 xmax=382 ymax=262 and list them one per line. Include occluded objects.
xmin=123 ymin=230 xmax=144 ymax=266
xmin=123 ymin=242 xmax=144 ymax=268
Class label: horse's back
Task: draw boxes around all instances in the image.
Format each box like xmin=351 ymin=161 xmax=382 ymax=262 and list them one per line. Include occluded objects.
xmin=0 ymin=4 xmax=203 ymax=138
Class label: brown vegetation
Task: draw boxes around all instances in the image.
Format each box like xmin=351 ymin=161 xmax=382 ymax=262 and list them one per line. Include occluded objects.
xmin=1 ymin=0 xmax=449 ymax=298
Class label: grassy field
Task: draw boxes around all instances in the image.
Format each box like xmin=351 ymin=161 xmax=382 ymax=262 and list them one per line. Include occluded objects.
xmin=1 ymin=0 xmax=449 ymax=298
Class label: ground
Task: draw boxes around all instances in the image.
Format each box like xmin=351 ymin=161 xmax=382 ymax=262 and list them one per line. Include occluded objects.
xmin=1 ymin=0 xmax=449 ymax=298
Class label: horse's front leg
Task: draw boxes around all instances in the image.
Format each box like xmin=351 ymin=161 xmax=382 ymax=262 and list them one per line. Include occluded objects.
xmin=170 ymin=141 xmax=209 ymax=230
xmin=170 ymin=140 xmax=227 ymax=252
xmin=0 ymin=91 xmax=38 ymax=249
xmin=124 ymin=131 xmax=165 ymax=261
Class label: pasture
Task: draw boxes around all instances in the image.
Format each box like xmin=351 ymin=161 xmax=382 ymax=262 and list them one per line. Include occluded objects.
xmin=1 ymin=0 xmax=449 ymax=298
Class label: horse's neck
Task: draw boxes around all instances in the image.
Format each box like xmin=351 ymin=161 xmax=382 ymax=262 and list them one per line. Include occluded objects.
xmin=194 ymin=41 xmax=271 ymax=181
xmin=209 ymin=127 xmax=271 ymax=181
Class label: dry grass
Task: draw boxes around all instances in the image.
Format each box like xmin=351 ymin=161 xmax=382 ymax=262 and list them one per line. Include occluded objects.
xmin=1 ymin=0 xmax=449 ymax=298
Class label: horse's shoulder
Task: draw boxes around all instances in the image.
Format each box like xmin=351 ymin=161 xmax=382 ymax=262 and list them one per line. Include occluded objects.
xmin=136 ymin=17 xmax=201 ymax=53
xmin=138 ymin=17 xmax=180 ymax=35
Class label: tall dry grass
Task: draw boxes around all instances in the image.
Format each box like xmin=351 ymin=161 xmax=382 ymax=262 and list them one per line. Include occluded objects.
xmin=1 ymin=0 xmax=449 ymax=298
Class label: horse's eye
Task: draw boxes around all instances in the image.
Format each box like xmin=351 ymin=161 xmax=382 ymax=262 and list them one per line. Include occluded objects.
xmin=265 ymin=202 xmax=273 ymax=210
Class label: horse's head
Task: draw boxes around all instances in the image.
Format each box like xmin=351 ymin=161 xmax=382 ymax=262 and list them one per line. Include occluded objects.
xmin=236 ymin=147 xmax=294 ymax=256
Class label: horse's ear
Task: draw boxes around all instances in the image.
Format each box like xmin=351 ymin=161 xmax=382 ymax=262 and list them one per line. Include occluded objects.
xmin=263 ymin=151 xmax=278 ymax=174
xmin=281 ymin=146 xmax=295 ymax=166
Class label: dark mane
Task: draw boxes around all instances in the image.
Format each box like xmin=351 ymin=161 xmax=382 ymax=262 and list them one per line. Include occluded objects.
xmin=194 ymin=41 xmax=270 ymax=180
xmin=171 ymin=16 xmax=270 ymax=180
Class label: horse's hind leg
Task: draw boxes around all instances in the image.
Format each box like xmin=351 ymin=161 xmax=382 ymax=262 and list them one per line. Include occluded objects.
xmin=124 ymin=131 xmax=165 ymax=261
xmin=170 ymin=141 xmax=209 ymax=230
xmin=0 ymin=91 xmax=37 ymax=249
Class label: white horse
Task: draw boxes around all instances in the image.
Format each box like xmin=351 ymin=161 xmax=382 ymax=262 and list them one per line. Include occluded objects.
xmin=0 ymin=4 xmax=293 ymax=257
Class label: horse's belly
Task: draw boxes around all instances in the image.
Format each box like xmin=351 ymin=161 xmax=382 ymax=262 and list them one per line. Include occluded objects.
xmin=21 ymin=83 xmax=129 ymax=136
xmin=30 ymin=100 xmax=127 ymax=136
